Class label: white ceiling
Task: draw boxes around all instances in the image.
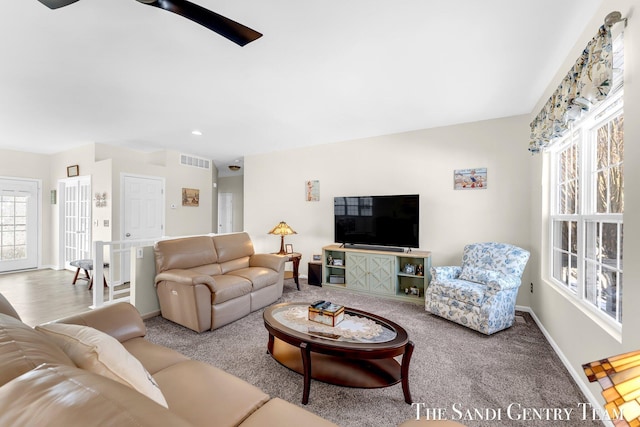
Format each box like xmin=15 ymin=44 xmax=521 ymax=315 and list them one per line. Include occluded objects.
xmin=0 ymin=0 xmax=604 ymax=175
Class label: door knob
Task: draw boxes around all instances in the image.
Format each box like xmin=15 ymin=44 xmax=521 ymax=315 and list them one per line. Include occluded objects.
xmin=125 ymin=233 xmax=131 ymax=237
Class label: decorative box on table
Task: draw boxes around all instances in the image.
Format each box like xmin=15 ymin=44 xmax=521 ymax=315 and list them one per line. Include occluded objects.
xmin=308 ymin=301 xmax=344 ymax=327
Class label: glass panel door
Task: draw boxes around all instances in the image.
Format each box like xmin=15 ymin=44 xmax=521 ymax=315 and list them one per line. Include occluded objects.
xmin=62 ymin=176 xmax=92 ymax=268
xmin=0 ymin=179 xmax=38 ymax=272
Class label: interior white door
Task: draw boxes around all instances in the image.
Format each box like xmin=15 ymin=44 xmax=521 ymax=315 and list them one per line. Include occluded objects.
xmin=121 ymin=175 xmax=164 ymax=284
xmin=218 ymin=192 xmax=233 ymax=233
xmin=62 ymin=176 xmax=91 ymax=269
xmin=0 ymin=178 xmax=38 ymax=272
xmin=122 ymin=175 xmax=164 ymax=241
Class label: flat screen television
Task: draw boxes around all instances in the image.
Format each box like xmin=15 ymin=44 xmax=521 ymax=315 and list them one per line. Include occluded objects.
xmin=334 ymin=194 xmax=419 ymax=250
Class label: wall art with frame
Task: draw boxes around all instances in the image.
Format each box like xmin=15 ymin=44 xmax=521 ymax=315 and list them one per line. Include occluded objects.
xmin=305 ymin=180 xmax=319 ymax=201
xmin=454 ymin=168 xmax=487 ymax=190
xmin=182 ymin=188 xmax=200 ymax=206
xmin=66 ymin=165 xmax=79 ymax=177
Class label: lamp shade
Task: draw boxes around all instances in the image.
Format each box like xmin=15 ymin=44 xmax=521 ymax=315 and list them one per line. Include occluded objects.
xmin=268 ymin=221 xmax=296 ymax=255
xmin=583 ymin=350 xmax=640 ymax=425
xmin=268 ymin=221 xmax=297 ymax=236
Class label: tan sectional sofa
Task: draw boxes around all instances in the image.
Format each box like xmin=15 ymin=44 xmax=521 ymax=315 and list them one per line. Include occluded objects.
xmin=0 ymin=293 xmax=338 ymax=427
xmin=154 ymin=232 xmax=286 ymax=332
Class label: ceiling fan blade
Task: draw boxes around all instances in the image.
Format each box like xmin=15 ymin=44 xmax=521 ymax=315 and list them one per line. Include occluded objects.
xmin=139 ymin=0 xmax=262 ymax=46
xmin=36 ymin=0 xmax=80 ymax=9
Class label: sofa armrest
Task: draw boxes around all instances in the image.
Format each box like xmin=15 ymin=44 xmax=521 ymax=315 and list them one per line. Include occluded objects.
xmin=250 ymin=254 xmax=286 ymax=273
xmin=430 ymin=266 xmax=462 ymax=282
xmin=487 ymin=275 xmax=521 ymax=292
xmin=51 ymin=302 xmax=146 ymax=343
xmin=155 ymin=269 xmax=218 ymax=292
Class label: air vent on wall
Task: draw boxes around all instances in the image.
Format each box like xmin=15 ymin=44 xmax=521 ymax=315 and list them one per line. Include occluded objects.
xmin=180 ymin=154 xmax=211 ymax=170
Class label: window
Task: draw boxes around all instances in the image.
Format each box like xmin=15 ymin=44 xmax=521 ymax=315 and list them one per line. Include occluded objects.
xmin=0 ymin=178 xmax=39 ymax=272
xmin=550 ymin=93 xmax=624 ymax=324
xmin=1 ymin=195 xmax=28 ymax=261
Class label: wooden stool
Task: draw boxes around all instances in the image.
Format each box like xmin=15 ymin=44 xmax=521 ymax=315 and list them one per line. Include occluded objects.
xmin=70 ymin=259 xmax=108 ymax=290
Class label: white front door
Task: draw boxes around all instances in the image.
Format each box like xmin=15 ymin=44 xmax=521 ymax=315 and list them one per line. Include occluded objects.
xmin=0 ymin=178 xmax=39 ymax=272
xmin=61 ymin=176 xmax=92 ymax=269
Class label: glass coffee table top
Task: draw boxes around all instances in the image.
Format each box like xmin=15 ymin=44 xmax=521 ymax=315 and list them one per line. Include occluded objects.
xmin=270 ymin=303 xmax=397 ymax=344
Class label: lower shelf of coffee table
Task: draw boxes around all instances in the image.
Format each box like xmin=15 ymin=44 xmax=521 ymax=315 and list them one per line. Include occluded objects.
xmin=271 ymin=337 xmax=402 ymax=388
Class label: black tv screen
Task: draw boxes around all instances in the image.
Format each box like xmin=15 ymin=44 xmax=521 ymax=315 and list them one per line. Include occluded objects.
xmin=334 ymin=194 xmax=419 ymax=249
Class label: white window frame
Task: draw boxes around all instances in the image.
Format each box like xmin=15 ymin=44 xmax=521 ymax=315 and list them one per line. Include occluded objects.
xmin=548 ymin=89 xmax=624 ymax=332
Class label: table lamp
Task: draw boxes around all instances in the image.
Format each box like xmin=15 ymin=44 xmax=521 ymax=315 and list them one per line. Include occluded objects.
xmin=268 ymin=221 xmax=297 ymax=255
xmin=582 ymin=349 xmax=640 ymax=425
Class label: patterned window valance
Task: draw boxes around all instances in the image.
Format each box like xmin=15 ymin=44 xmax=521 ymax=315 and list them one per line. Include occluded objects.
xmin=528 ymin=26 xmax=613 ymax=154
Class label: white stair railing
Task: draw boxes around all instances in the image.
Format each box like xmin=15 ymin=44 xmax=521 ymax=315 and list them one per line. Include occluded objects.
xmin=91 ymin=239 xmax=158 ymax=309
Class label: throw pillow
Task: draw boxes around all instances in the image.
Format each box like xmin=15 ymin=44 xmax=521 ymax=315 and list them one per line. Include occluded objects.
xmin=459 ymin=266 xmax=501 ymax=285
xmin=35 ymin=323 xmax=168 ymax=408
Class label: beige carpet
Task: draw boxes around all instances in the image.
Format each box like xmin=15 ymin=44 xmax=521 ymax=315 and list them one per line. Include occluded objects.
xmin=144 ymin=280 xmax=600 ymax=427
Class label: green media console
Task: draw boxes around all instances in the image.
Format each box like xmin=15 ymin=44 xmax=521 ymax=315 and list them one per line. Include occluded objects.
xmin=322 ymin=245 xmax=431 ymax=304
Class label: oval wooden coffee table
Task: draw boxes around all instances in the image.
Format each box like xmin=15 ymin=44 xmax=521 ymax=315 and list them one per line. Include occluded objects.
xmin=263 ymin=302 xmax=414 ymax=405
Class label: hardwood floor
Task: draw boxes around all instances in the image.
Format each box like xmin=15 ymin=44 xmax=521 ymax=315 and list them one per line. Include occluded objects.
xmin=0 ymin=269 xmax=98 ymax=326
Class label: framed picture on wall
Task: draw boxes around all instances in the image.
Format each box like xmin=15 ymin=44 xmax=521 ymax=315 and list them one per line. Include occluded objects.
xmin=454 ymin=168 xmax=487 ymax=190
xmin=305 ymin=180 xmax=320 ymax=201
xmin=67 ymin=165 xmax=79 ymax=177
xmin=182 ymin=188 xmax=200 ymax=206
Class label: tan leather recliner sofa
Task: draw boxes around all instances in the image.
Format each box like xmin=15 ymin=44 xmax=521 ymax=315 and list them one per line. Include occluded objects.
xmin=0 ymin=293 xmax=338 ymax=427
xmin=154 ymin=232 xmax=286 ymax=332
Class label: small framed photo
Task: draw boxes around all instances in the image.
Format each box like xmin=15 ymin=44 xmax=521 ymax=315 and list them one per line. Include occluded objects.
xmin=403 ymin=264 xmax=416 ymax=274
xmin=182 ymin=188 xmax=200 ymax=207
xmin=454 ymin=168 xmax=487 ymax=190
xmin=67 ymin=165 xmax=79 ymax=177
xmin=305 ymin=180 xmax=320 ymax=201
xmin=312 ymin=254 xmax=322 ymax=261
xmin=285 ymin=244 xmax=293 ymax=254
xmin=332 ymin=258 xmax=343 ymax=266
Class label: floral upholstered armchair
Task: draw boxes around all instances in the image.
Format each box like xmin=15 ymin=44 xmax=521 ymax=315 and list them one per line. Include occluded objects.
xmin=425 ymin=242 xmax=530 ymax=335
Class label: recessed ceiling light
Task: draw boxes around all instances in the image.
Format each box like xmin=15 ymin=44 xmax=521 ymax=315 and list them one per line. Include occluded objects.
xmin=191 ymin=130 xmax=202 ymax=136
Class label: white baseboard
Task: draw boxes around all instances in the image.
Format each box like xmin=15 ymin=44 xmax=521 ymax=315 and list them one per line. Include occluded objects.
xmin=516 ymin=305 xmax=612 ymax=427
xmin=140 ymin=310 xmax=161 ymax=320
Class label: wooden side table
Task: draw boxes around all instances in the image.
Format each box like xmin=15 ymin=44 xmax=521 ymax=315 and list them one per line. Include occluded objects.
xmin=275 ymin=252 xmax=302 ymax=290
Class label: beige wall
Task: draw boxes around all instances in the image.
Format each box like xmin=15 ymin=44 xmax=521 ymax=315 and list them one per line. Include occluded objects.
xmin=92 ymin=158 xmax=113 ymax=245
xmin=130 ymin=245 xmax=160 ymax=318
xmin=528 ymin=0 xmax=640 ymax=407
xmin=244 ymin=114 xmax=533 ymax=306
